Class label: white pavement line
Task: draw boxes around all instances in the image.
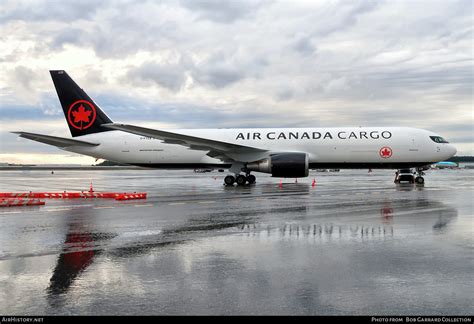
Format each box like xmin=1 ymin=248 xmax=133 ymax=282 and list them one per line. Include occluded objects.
xmin=93 ymin=206 xmax=115 ymax=209
xmin=46 ymin=208 xmax=73 ymax=212
xmin=134 ymin=204 xmax=153 ymax=207
xmin=198 ymin=201 xmax=216 ymax=204
xmin=0 ymin=211 xmax=22 ymax=214
xmin=169 ymin=202 xmax=186 ymax=205
xmin=46 ymin=204 xmax=95 ymax=209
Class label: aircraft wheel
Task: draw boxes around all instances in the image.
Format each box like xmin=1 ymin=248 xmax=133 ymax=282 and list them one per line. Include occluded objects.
xmin=415 ymin=176 xmax=424 ymax=184
xmin=224 ymin=175 xmax=235 ymax=186
xmin=236 ymin=175 xmax=247 ymax=186
xmin=247 ymin=174 xmax=256 ymax=184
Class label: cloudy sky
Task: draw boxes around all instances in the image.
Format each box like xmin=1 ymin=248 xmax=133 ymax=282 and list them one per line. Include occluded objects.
xmin=0 ymin=0 xmax=472 ymax=164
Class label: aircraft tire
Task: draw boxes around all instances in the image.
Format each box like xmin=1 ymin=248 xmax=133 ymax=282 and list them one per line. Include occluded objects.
xmin=415 ymin=176 xmax=424 ymax=184
xmin=224 ymin=175 xmax=235 ymax=186
xmin=236 ymin=175 xmax=247 ymax=186
xmin=247 ymin=174 xmax=256 ymax=184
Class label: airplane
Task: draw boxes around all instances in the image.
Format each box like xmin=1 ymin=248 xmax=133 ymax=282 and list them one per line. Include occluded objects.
xmin=431 ymin=161 xmax=459 ymax=169
xmin=13 ymin=70 xmax=457 ymax=186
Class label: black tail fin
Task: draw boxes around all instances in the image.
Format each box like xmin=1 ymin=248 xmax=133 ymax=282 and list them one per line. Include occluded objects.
xmin=50 ymin=70 xmax=113 ymax=137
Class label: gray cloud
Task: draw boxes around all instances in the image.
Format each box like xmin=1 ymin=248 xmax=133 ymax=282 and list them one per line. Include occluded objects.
xmin=193 ymin=64 xmax=244 ymax=88
xmin=12 ymin=66 xmax=37 ymax=90
xmin=191 ymin=52 xmax=268 ymax=88
xmin=51 ymin=28 xmax=86 ymax=50
xmin=310 ymin=0 xmax=381 ymax=37
xmin=126 ymin=60 xmax=189 ymax=92
xmin=179 ymin=0 xmax=264 ymax=24
xmin=292 ymin=36 xmax=316 ymax=56
xmin=0 ymin=0 xmax=108 ymax=23
xmin=124 ymin=52 xmax=268 ymax=90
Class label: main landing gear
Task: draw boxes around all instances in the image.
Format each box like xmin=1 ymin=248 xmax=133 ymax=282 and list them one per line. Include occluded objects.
xmin=224 ymin=173 xmax=256 ymax=186
xmin=224 ymin=163 xmax=257 ymax=186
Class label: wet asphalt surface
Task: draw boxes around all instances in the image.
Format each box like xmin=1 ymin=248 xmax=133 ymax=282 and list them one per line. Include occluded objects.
xmin=0 ymin=169 xmax=472 ymax=315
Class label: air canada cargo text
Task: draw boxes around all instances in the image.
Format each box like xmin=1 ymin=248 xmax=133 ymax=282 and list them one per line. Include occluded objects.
xmin=236 ymin=131 xmax=392 ymax=141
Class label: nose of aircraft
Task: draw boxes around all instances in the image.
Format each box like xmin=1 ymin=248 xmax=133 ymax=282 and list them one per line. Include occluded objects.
xmin=446 ymin=144 xmax=458 ymax=159
xmin=448 ymin=144 xmax=457 ymax=157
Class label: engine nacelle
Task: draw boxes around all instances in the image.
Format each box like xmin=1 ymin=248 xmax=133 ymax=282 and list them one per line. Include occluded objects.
xmin=246 ymin=153 xmax=309 ymax=177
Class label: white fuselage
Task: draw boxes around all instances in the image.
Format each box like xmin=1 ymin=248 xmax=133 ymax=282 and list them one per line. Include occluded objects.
xmin=63 ymin=127 xmax=456 ymax=171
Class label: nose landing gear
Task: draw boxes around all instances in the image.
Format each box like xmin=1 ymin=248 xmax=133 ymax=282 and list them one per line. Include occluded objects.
xmin=415 ymin=168 xmax=425 ymax=184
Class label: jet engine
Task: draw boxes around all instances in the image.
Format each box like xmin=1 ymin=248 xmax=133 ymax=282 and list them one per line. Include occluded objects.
xmin=246 ymin=153 xmax=309 ymax=177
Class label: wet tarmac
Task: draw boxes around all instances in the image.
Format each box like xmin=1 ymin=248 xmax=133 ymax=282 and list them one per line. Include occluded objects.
xmin=0 ymin=169 xmax=472 ymax=315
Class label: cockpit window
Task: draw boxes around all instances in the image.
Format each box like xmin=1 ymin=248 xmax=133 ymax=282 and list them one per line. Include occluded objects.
xmin=430 ymin=136 xmax=449 ymax=143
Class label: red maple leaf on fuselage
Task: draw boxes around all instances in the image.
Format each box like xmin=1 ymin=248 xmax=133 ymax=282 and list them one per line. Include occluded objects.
xmin=72 ymin=105 xmax=91 ymax=124
xmin=381 ymin=148 xmax=391 ymax=157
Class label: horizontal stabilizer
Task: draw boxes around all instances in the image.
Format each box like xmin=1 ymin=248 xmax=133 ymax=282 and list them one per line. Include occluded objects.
xmin=12 ymin=132 xmax=99 ymax=148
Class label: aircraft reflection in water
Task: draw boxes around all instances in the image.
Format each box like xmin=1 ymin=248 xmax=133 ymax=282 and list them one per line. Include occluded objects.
xmin=46 ymin=213 xmax=251 ymax=304
xmin=239 ymin=190 xmax=457 ymax=240
xmin=48 ymin=230 xmax=96 ymax=296
xmin=46 ymin=190 xmax=457 ymax=305
xmin=47 ymin=228 xmax=117 ymax=297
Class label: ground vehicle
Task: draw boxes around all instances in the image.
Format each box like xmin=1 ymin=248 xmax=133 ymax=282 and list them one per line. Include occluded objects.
xmin=395 ymin=169 xmax=425 ymax=184
xmin=395 ymin=169 xmax=415 ymax=184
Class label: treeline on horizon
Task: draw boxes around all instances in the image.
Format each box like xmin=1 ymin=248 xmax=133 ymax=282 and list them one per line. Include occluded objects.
xmin=446 ymin=156 xmax=474 ymax=162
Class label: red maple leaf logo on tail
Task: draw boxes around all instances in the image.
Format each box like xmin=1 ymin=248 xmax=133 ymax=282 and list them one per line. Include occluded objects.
xmin=72 ymin=105 xmax=91 ymax=124
xmin=67 ymin=100 xmax=96 ymax=130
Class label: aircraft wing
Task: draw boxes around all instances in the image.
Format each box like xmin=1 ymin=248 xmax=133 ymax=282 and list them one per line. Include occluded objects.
xmin=12 ymin=132 xmax=99 ymax=148
xmin=102 ymin=123 xmax=268 ymax=161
